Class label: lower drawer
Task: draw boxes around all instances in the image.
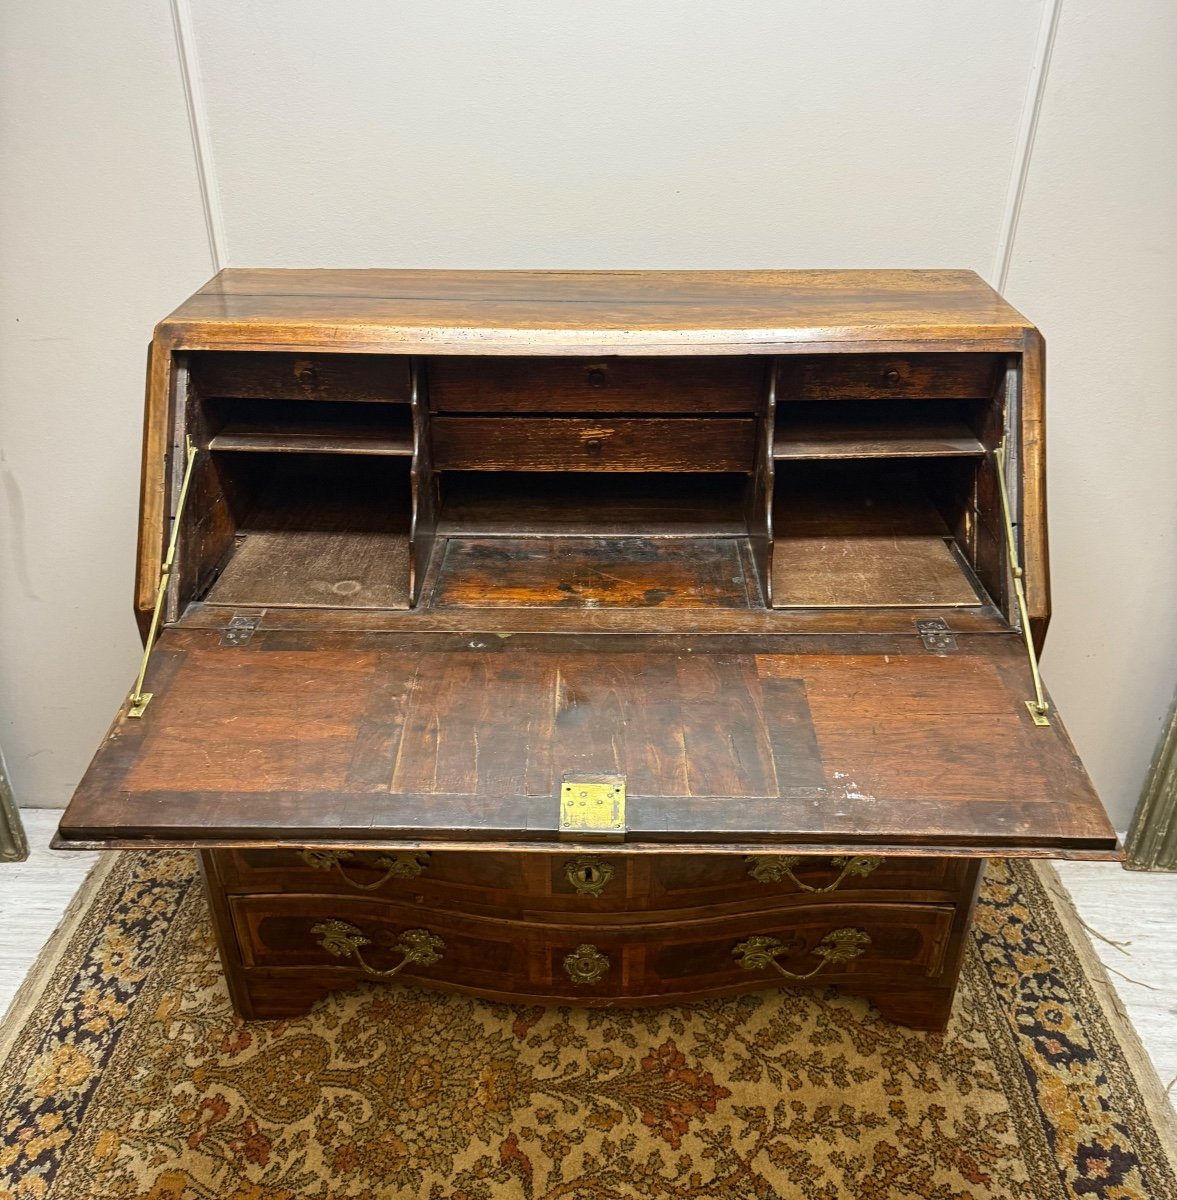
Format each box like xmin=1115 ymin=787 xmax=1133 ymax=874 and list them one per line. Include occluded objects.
xmin=230 ymin=894 xmax=956 ymax=1002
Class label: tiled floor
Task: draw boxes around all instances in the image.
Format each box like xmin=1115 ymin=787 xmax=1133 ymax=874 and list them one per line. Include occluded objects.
xmin=1 ymin=810 xmax=1174 ymax=1112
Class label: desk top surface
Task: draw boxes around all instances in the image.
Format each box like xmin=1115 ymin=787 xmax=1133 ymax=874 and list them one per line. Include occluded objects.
xmin=158 ymin=269 xmax=1034 ymax=354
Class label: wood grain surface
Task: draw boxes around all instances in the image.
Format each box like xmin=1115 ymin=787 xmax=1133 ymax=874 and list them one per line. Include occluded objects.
xmin=58 ymin=628 xmax=1115 ymax=854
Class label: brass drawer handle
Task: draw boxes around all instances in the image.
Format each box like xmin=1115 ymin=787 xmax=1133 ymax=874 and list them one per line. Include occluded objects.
xmin=733 ymin=928 xmax=871 ymax=981
xmin=312 ymin=919 xmax=444 ymax=980
xmin=745 ymin=854 xmax=882 ymax=893
xmin=564 ymin=856 xmax=614 ymax=897
xmin=563 ymin=943 xmax=610 ymax=984
xmin=300 ymin=849 xmax=431 ymax=891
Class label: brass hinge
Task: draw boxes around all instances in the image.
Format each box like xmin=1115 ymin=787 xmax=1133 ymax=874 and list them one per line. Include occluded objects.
xmin=993 ymin=440 xmax=1050 ymax=726
xmin=219 ymin=613 xmax=261 ymax=647
xmin=916 ymin=618 xmax=958 ymax=654
xmin=559 ymin=774 xmax=626 ymax=842
xmin=127 ymin=437 xmax=198 ymax=718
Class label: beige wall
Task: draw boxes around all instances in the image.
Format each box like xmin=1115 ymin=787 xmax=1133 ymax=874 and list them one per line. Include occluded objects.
xmin=1 ymin=1 xmax=1174 ymax=829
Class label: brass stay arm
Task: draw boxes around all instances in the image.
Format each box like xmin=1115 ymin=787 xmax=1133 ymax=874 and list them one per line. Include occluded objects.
xmin=127 ymin=437 xmax=198 ymax=718
xmin=993 ymin=440 xmax=1050 ymax=727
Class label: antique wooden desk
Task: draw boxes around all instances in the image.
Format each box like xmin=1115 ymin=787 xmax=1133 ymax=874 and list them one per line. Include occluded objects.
xmin=56 ymin=269 xmax=1117 ymax=1030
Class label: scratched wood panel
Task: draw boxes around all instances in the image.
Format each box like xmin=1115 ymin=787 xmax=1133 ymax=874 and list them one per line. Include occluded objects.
xmin=758 ymin=654 xmax=1045 ymax=804
xmin=123 ymin=648 xmax=380 ymax=793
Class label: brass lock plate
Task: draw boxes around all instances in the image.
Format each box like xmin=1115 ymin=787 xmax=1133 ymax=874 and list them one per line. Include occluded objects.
xmin=559 ymin=774 xmax=626 ymax=841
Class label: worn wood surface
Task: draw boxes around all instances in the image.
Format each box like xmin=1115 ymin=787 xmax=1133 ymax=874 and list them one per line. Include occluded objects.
xmin=429 ymin=536 xmax=756 ymax=609
xmin=156 ymin=270 xmax=1033 ymax=353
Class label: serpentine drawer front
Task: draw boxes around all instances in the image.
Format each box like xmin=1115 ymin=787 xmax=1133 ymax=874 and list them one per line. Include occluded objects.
xmin=230 ymin=894 xmax=957 ymax=1006
xmin=54 ymin=269 xmax=1118 ymax=1031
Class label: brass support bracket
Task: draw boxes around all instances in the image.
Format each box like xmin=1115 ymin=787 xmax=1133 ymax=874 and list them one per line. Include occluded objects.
xmin=993 ymin=441 xmax=1051 ymax=726
xmin=127 ymin=437 xmax=198 ymax=718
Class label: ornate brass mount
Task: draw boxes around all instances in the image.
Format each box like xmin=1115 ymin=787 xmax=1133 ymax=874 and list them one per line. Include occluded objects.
xmin=744 ymin=854 xmax=882 ymax=894
xmin=563 ymin=943 xmax=610 ymax=984
xmin=564 ymin=856 xmax=615 ymax=897
xmin=733 ymin=928 xmax=871 ymax=981
xmin=300 ymin=849 xmax=431 ymax=891
xmin=311 ymin=919 xmax=444 ymax=980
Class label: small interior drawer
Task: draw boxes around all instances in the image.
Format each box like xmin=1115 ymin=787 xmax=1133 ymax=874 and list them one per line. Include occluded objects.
xmin=431 ymin=416 xmax=756 ymax=472
xmin=428 ymin=356 xmax=764 ymax=413
xmin=786 ymin=353 xmax=1001 ymax=400
xmin=189 ymin=352 xmax=411 ymax=402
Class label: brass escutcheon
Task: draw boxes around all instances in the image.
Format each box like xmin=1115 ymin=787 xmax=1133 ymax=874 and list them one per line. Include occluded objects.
xmin=744 ymin=854 xmax=883 ymax=893
xmin=563 ymin=943 xmax=610 ymax=985
xmin=564 ymin=856 xmax=615 ymax=898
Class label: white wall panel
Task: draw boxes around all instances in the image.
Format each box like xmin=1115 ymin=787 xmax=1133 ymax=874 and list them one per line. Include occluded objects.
xmin=1006 ymin=0 xmax=1177 ymax=829
xmin=190 ymin=0 xmax=1043 ymax=270
xmin=0 ymin=3 xmax=212 ymax=806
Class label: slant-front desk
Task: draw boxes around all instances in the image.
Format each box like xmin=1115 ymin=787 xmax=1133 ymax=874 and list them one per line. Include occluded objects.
xmin=56 ymin=270 xmax=1117 ymax=1029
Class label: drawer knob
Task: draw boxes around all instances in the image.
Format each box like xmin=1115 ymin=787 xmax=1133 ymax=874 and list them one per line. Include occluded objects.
xmin=745 ymin=854 xmax=882 ymax=892
xmin=565 ymin=855 xmax=615 ymax=897
xmin=294 ymin=360 xmax=320 ymax=393
xmin=312 ymin=919 xmax=444 ymax=979
xmin=300 ymin=848 xmax=431 ymax=890
xmin=883 ymin=368 xmax=902 ymax=385
xmin=733 ymin=928 xmax=871 ymax=981
xmin=563 ymin=942 xmax=611 ymax=984
xmin=583 ymin=437 xmax=604 ymax=458
xmin=585 ymin=366 xmax=608 ymax=388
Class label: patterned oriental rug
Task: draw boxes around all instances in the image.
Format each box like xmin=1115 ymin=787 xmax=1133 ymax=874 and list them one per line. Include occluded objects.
xmin=1 ymin=855 xmax=1175 ymax=1200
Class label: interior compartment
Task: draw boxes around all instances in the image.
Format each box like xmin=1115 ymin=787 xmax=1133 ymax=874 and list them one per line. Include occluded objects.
xmin=773 ymin=399 xmax=987 ymax=461
xmin=425 ymin=471 xmax=761 ymax=609
xmin=771 ymin=459 xmax=990 ymax=608
xmin=204 ymin=397 xmax=414 ymax=456
xmin=184 ymin=453 xmax=412 ymax=610
xmin=436 ymin=472 xmax=748 ymax=536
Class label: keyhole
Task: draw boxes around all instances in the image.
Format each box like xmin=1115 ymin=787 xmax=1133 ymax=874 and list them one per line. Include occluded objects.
xmin=580 ymin=865 xmax=599 ymax=884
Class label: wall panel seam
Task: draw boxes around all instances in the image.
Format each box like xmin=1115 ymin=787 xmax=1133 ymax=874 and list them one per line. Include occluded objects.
xmin=992 ymin=0 xmax=1064 ymax=290
xmin=169 ymin=0 xmax=226 ymax=270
